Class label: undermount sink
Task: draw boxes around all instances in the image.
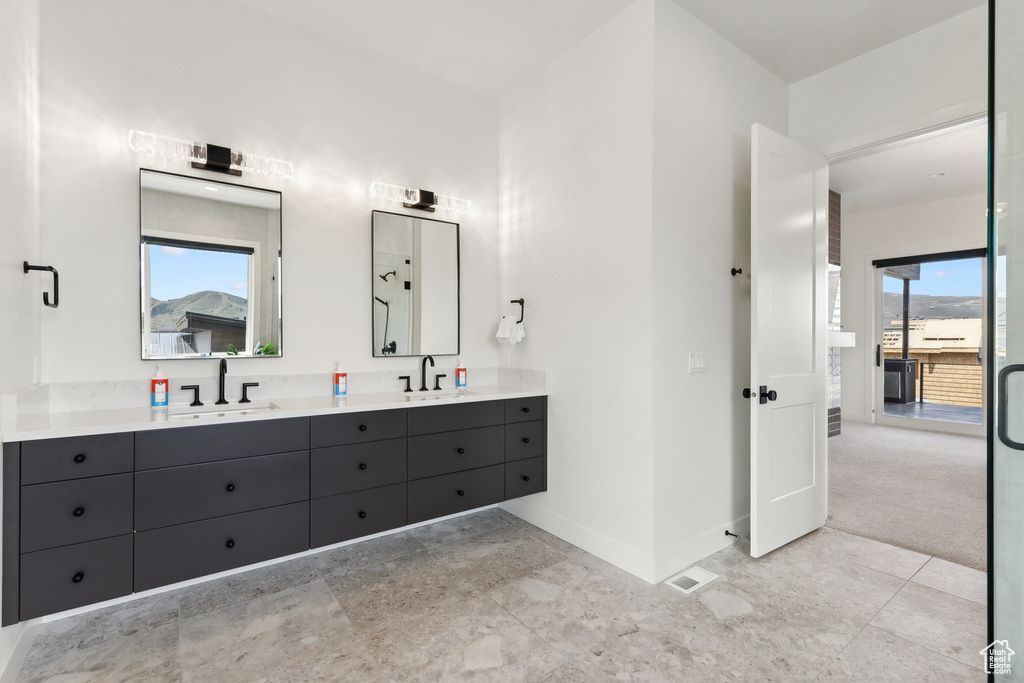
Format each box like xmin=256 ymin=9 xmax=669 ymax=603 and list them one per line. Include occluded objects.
xmin=168 ymin=401 xmax=280 ymax=420
xmin=404 ymin=390 xmax=469 ymax=401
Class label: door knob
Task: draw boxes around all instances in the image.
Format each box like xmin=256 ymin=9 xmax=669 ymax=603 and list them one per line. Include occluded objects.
xmin=767 ymin=390 xmax=778 ymax=401
xmin=742 ymin=388 xmax=756 ymax=399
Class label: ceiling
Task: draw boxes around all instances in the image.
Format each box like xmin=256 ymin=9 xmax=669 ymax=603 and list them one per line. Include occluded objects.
xmin=233 ymin=0 xmax=985 ymax=97
xmin=829 ymin=122 xmax=987 ymax=214
xmin=671 ymin=0 xmax=985 ymax=84
xmin=230 ymin=0 xmax=988 ymax=213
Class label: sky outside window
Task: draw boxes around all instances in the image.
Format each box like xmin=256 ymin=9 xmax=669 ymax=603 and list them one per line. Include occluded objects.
xmin=149 ymin=244 xmax=249 ymax=301
xmin=882 ymin=257 xmax=982 ymax=297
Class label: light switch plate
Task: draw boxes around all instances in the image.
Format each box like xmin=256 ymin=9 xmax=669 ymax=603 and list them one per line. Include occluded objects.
xmin=689 ymin=352 xmax=707 ymax=373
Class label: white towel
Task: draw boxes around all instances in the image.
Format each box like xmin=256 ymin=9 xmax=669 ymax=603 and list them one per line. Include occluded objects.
xmin=513 ymin=321 xmax=526 ymax=343
xmin=496 ymin=316 xmax=516 ymax=345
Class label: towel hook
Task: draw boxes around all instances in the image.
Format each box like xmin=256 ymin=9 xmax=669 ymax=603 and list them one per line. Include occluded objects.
xmin=510 ymin=298 xmax=524 ymax=323
xmin=23 ymin=262 xmax=59 ymax=308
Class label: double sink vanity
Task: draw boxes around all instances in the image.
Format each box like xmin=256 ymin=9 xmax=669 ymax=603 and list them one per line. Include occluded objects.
xmin=2 ymin=387 xmax=547 ymax=625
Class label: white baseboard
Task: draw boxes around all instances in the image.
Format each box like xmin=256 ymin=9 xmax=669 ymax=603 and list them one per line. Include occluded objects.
xmin=653 ymin=515 xmax=750 ymax=583
xmin=500 ymin=498 xmax=657 ymax=583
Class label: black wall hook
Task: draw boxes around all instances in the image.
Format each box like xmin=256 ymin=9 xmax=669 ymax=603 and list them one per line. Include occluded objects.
xmin=731 ymin=268 xmax=743 ymax=277
xmin=23 ymin=262 xmax=59 ymax=308
xmin=510 ymin=298 xmax=525 ymax=323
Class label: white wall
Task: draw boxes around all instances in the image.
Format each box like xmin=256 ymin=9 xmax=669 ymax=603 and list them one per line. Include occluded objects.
xmin=650 ymin=0 xmax=788 ymax=579
xmin=38 ymin=0 xmax=499 ymax=385
xmin=790 ymin=6 xmax=988 ymax=156
xmin=840 ymin=194 xmax=987 ymax=423
xmin=0 ymin=0 xmax=39 ymax=667
xmin=498 ymin=0 xmax=658 ymax=579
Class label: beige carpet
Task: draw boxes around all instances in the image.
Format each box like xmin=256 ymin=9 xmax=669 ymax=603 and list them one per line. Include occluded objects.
xmin=826 ymin=421 xmax=987 ymax=571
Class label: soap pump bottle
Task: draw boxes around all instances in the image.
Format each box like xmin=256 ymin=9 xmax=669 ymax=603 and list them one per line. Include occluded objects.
xmin=151 ymin=365 xmax=169 ymax=408
xmin=334 ymin=363 xmax=348 ymax=397
xmin=456 ymin=358 xmax=467 ymax=391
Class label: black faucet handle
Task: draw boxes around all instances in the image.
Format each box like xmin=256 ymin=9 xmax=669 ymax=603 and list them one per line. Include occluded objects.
xmin=239 ymin=382 xmax=259 ymax=404
xmin=181 ymin=385 xmax=203 ymax=407
xmin=433 ymin=374 xmax=447 ymax=391
xmin=399 ymin=375 xmax=412 ymax=392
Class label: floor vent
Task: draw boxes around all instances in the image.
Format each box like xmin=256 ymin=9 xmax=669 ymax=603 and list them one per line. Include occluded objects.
xmin=664 ymin=566 xmax=718 ymax=594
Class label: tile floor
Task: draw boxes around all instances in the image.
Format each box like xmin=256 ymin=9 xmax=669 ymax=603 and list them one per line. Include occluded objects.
xmin=6 ymin=508 xmax=987 ymax=682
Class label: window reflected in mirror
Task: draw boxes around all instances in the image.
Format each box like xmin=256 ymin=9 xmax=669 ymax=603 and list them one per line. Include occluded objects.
xmin=140 ymin=169 xmax=282 ymax=359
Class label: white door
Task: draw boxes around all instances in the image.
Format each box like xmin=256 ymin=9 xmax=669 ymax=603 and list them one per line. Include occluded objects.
xmin=750 ymin=123 xmax=829 ymax=558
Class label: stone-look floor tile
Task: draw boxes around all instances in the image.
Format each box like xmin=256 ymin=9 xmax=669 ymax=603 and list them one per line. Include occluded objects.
xmin=177 ymin=554 xmax=325 ymax=620
xmin=429 ymin=524 xmax=568 ymax=591
xmin=683 ymin=539 xmax=753 ymax=579
xmin=17 ymin=621 xmax=181 ymax=683
xmin=667 ymin=570 xmax=873 ymax=680
xmin=519 ymin=526 xmax=588 ymax=560
xmin=910 ymin=557 xmax=987 ymax=605
xmin=528 ymin=658 xmax=595 ymax=682
xmin=315 ymin=530 xmax=429 ymax=578
xmin=729 ymin=548 xmax=907 ymax=623
xmin=488 ymin=559 xmax=663 ymax=657
xmin=870 ymin=581 xmax=987 ymax=670
xmin=180 ymin=580 xmax=369 ymax=683
xmin=324 ymin=548 xmax=480 ymax=636
xmin=817 ymin=625 xmax=986 ymax=681
xmin=361 ymin=596 xmax=564 ymax=681
xmin=22 ymin=592 xmax=180 ymax=668
xmin=784 ymin=527 xmax=929 ymax=580
xmin=408 ymin=507 xmax=519 ymax=548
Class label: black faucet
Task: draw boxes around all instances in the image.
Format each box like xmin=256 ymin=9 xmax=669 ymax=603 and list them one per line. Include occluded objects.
xmin=216 ymin=358 xmax=229 ymax=404
xmin=419 ymin=355 xmax=435 ymax=391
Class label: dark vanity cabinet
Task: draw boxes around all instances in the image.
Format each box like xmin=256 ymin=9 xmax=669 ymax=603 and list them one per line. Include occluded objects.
xmin=2 ymin=396 xmax=546 ymax=625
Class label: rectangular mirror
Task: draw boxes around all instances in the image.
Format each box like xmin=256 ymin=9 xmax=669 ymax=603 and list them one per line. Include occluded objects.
xmin=372 ymin=210 xmax=459 ymax=357
xmin=140 ymin=169 xmax=282 ymax=359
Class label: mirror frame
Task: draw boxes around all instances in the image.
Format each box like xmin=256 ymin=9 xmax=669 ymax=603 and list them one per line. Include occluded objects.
xmin=371 ymin=210 xmax=460 ymax=358
xmin=139 ymin=168 xmax=283 ymax=360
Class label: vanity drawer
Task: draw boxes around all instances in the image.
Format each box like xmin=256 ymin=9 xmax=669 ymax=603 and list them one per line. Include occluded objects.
xmin=310 ymin=483 xmax=407 ymax=548
xmin=504 ymin=420 xmax=545 ymax=462
xmin=407 ymin=464 xmax=504 ymax=524
xmin=135 ymin=418 xmax=309 ymax=470
xmin=21 ymin=433 xmax=134 ymax=485
xmin=134 ymin=502 xmax=309 ymax=592
xmin=505 ymin=457 xmax=546 ymax=499
xmin=310 ymin=410 xmax=407 ymax=448
xmin=504 ymin=396 xmax=546 ymax=424
xmin=408 ymin=426 xmax=504 ymax=480
xmin=407 ymin=401 xmax=504 ymax=436
xmin=20 ymin=534 xmax=133 ymax=620
xmin=311 ymin=439 xmax=406 ymax=499
xmin=21 ymin=474 xmax=134 ymax=553
xmin=134 ymin=451 xmax=309 ymax=531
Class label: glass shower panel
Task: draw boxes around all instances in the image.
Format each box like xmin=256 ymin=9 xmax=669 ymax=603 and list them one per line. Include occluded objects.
xmin=993 ymin=1 xmax=1024 ymax=678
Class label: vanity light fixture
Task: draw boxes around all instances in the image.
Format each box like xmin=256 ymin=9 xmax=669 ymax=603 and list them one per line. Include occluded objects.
xmin=370 ymin=181 xmax=471 ymax=214
xmin=128 ymin=129 xmax=294 ymax=180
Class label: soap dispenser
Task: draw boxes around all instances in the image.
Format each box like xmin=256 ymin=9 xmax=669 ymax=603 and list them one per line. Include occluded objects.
xmin=456 ymin=358 xmax=467 ymax=391
xmin=151 ymin=365 xmax=169 ymax=408
xmin=334 ymin=363 xmax=348 ymax=397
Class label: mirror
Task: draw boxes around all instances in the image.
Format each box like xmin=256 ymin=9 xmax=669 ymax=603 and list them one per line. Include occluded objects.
xmin=140 ymin=169 xmax=282 ymax=359
xmin=372 ymin=210 xmax=459 ymax=357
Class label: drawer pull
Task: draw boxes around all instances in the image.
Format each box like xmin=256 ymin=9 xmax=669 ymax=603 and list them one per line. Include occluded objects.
xmin=457 ymin=448 xmax=465 ymax=454
xmin=226 ymin=539 xmax=235 ymax=549
xmin=358 ymin=511 xmax=367 ymax=519
xmin=522 ymin=475 xmax=530 ymax=482
xmin=73 ymin=453 xmax=86 ymax=464
xmin=522 ymin=437 xmax=530 ymax=444
xmin=225 ymin=483 xmax=236 ymax=492
xmin=457 ymin=489 xmax=465 ymax=497
xmin=358 ymin=424 xmax=368 ymax=431
xmin=522 ymin=406 xmax=530 ymax=413
xmin=72 ymin=572 xmax=84 ymax=583
xmin=359 ymin=463 xmax=367 ymax=470
xmin=72 ymin=506 xmax=85 ymax=517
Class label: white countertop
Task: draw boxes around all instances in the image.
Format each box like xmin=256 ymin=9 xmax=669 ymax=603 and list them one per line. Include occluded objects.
xmin=5 ymin=386 xmax=547 ymax=443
